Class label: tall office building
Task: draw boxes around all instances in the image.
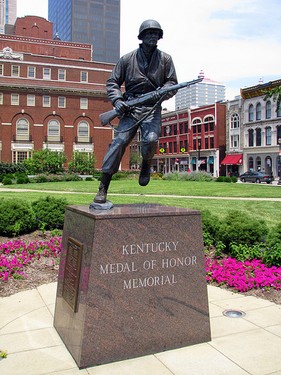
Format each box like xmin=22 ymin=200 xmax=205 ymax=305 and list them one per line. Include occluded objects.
xmin=48 ymin=0 xmax=120 ymax=63
xmin=175 ymin=70 xmax=226 ymax=110
xmin=0 ymin=0 xmax=16 ymax=33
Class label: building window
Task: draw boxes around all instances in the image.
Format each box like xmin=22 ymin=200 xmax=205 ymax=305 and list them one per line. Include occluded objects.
xmin=11 ymin=93 xmax=19 ymax=105
xmin=209 ymin=137 xmax=214 ymax=148
xmin=256 ymin=156 xmax=261 ymax=171
xmin=78 ymin=121 xmax=89 ymax=141
xmin=27 ymin=94 xmax=35 ymax=106
xmin=11 ymin=65 xmax=20 ymax=77
xmin=43 ymin=95 xmax=51 ymax=107
xmin=13 ymin=151 xmax=32 ymax=164
xmin=16 ymin=118 xmax=29 ymax=140
xmin=265 ymin=126 xmax=271 ymax=145
xmin=256 ymin=102 xmax=261 ymax=121
xmin=248 ymin=129 xmax=254 ymax=147
xmin=277 ymin=105 xmax=281 ymax=118
xmin=58 ymin=69 xmax=66 ymax=81
xmin=80 ymin=71 xmax=88 ymax=82
xmin=231 ymin=113 xmax=239 ymax=128
xmin=80 ymin=98 xmax=88 ymax=109
xmin=0 ymin=64 xmax=3 ymax=75
xmin=0 ymin=93 xmax=3 ymax=104
xmin=48 ymin=119 xmax=60 ymax=141
xmin=265 ymin=100 xmax=271 ymax=119
xmin=249 ymin=104 xmax=254 ymax=121
xmin=28 ymin=66 xmax=36 ymax=78
xmin=256 ymin=128 xmax=261 ymax=146
xmin=43 ymin=68 xmax=51 ymax=80
xmin=277 ymin=126 xmax=281 ymax=144
xmin=231 ymin=134 xmax=239 ymax=148
xmin=205 ymin=138 xmax=209 ymax=149
xmin=58 ymin=96 xmax=66 ymax=108
xmin=248 ymin=156 xmax=254 ymax=170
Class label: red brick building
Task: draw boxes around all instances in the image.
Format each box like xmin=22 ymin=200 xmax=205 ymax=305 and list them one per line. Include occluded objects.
xmin=0 ymin=16 xmax=130 ymax=170
xmin=153 ymin=103 xmax=226 ymax=176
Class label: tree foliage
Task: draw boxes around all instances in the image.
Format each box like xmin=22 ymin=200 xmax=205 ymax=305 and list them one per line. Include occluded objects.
xmin=23 ymin=149 xmax=67 ymax=174
xmin=67 ymin=151 xmax=96 ymax=174
xmin=263 ymin=85 xmax=281 ymax=112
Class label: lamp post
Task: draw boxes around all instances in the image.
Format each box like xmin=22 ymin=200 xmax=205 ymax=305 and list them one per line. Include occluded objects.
xmin=197 ymin=138 xmax=201 ymax=171
xmin=278 ymin=138 xmax=281 ymax=185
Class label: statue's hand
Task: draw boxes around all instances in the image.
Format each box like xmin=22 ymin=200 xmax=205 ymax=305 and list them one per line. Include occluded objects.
xmin=114 ymin=100 xmax=128 ymax=114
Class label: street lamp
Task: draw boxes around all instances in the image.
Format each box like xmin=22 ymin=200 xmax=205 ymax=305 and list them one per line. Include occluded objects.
xmin=197 ymin=139 xmax=201 ymax=171
xmin=278 ymin=138 xmax=281 ymax=185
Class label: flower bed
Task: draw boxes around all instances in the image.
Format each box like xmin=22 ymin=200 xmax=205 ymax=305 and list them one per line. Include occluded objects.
xmin=0 ymin=237 xmax=61 ymax=281
xmin=206 ymin=257 xmax=281 ymax=292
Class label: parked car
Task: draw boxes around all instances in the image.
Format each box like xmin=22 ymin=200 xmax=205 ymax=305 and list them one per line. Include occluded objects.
xmin=239 ymin=171 xmax=273 ymax=184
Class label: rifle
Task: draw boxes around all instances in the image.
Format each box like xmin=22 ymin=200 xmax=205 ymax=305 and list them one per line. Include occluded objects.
xmin=100 ymin=77 xmax=203 ymax=126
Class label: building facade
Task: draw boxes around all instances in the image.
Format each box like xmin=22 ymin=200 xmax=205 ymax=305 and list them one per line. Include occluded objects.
xmin=175 ymin=70 xmax=225 ymax=110
xmin=0 ymin=16 xmax=130 ymax=170
xmin=0 ymin=0 xmax=16 ymax=34
xmin=241 ymin=80 xmax=281 ymax=178
xmin=48 ymin=0 xmax=120 ymax=63
xmin=151 ymin=103 xmax=226 ymax=176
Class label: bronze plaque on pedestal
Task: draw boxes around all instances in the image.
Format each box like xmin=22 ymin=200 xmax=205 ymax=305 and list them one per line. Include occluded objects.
xmin=62 ymin=237 xmax=83 ymax=313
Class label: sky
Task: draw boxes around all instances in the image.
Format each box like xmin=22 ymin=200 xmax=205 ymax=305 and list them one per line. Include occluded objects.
xmin=16 ymin=0 xmax=281 ymax=107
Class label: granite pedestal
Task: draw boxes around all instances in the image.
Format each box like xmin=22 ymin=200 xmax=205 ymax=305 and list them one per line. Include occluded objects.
xmin=54 ymin=204 xmax=211 ymax=368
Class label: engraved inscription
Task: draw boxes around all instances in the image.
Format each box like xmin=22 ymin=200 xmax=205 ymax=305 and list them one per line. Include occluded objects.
xmin=99 ymin=240 xmax=198 ymax=290
xmin=62 ymin=237 xmax=83 ymax=312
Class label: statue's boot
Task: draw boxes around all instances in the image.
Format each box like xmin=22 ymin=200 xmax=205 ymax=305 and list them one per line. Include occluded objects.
xmin=139 ymin=160 xmax=151 ymax=186
xmin=94 ymin=173 xmax=112 ymax=203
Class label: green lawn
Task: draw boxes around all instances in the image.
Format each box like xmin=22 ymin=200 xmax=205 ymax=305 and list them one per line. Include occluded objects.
xmin=1 ymin=179 xmax=280 ymax=227
xmin=2 ymin=179 xmax=281 ymax=198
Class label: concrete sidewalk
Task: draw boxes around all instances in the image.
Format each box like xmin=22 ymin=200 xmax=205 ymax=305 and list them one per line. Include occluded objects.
xmin=1 ymin=283 xmax=281 ymax=375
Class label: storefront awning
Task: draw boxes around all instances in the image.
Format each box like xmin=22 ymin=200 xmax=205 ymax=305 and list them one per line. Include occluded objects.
xmin=221 ymin=154 xmax=243 ymax=165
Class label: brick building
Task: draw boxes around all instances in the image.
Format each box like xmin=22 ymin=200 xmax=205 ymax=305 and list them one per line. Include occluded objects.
xmin=0 ymin=16 xmax=129 ymax=170
xmin=152 ymin=103 xmax=226 ymax=176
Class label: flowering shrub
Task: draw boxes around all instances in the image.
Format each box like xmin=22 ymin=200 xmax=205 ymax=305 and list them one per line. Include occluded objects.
xmin=0 ymin=237 xmax=62 ymax=281
xmin=206 ymin=257 xmax=281 ymax=292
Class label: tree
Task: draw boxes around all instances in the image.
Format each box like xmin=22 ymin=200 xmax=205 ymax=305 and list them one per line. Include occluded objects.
xmin=68 ymin=151 xmax=96 ymax=174
xmin=23 ymin=149 xmax=67 ymax=174
xmin=263 ymin=86 xmax=281 ymax=112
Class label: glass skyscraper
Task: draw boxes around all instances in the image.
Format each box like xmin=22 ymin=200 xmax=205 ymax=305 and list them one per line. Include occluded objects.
xmin=48 ymin=0 xmax=120 ymax=63
xmin=0 ymin=0 xmax=16 ymax=34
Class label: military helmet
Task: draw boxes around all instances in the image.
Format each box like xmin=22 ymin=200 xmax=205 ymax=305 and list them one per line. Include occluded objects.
xmin=138 ymin=19 xmax=163 ymax=40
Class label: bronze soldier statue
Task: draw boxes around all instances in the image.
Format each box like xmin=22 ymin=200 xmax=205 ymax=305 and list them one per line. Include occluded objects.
xmin=93 ymin=19 xmax=178 ymax=205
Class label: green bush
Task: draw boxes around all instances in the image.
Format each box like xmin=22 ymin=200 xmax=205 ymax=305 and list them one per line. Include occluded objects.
xmin=216 ymin=176 xmax=233 ymax=182
xmin=163 ymin=171 xmax=213 ymax=182
xmin=32 ymin=196 xmax=68 ymax=230
xmin=262 ymin=243 xmax=281 ymax=267
xmin=231 ymin=176 xmax=238 ymax=183
xmin=266 ymin=222 xmax=281 ymax=248
xmin=68 ymin=151 xmax=96 ymax=175
xmin=2 ymin=176 xmax=13 ymax=185
xmin=217 ymin=210 xmax=268 ymax=251
xmin=16 ymin=174 xmax=30 ymax=184
xmin=229 ymin=243 xmax=264 ymax=262
xmin=201 ymin=210 xmax=222 ymax=247
xmin=0 ymin=198 xmax=36 ymax=236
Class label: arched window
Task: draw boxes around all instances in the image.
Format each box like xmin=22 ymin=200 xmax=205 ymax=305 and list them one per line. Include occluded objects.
xmin=265 ymin=126 xmax=271 ymax=145
xmin=231 ymin=113 xmax=239 ymax=128
xmin=204 ymin=116 xmax=214 ymax=131
xmin=48 ymin=119 xmax=60 ymax=141
xmin=256 ymin=128 xmax=261 ymax=146
xmin=16 ymin=118 xmax=29 ymax=140
xmin=78 ymin=121 xmax=89 ymax=141
xmin=248 ymin=129 xmax=254 ymax=147
xmin=266 ymin=100 xmax=271 ymax=119
xmin=249 ymin=104 xmax=254 ymax=122
xmin=192 ymin=118 xmax=202 ymax=134
xmin=256 ymin=103 xmax=261 ymax=120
